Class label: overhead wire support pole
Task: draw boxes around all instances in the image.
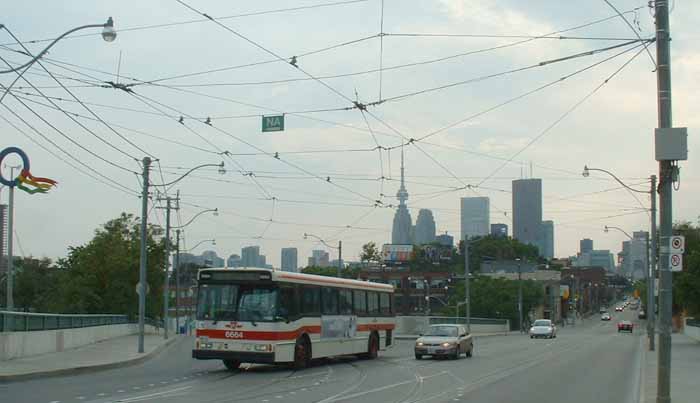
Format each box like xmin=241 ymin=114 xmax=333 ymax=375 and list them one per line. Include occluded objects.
xmin=137 ymin=157 xmax=151 ymax=353
xmin=649 ymin=175 xmax=657 ymax=352
xmin=464 ymin=237 xmax=470 ymax=333
xmin=655 ymin=1 xmax=674 ymax=402
xmin=156 ymin=194 xmax=180 ymax=339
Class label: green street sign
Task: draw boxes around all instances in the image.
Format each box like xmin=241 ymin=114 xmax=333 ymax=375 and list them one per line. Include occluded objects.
xmin=262 ymin=115 xmax=284 ymax=132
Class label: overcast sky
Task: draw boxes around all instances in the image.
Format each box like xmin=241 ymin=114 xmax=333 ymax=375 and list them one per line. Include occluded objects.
xmin=1 ymin=0 xmax=698 ymax=268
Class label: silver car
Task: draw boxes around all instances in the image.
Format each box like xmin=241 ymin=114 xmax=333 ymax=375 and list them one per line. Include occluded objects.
xmin=414 ymin=324 xmax=473 ymax=359
xmin=529 ymin=319 xmax=557 ymax=339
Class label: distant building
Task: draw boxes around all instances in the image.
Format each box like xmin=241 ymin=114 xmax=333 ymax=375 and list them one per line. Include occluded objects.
xmin=241 ymin=246 xmax=261 ymax=267
xmin=201 ymin=250 xmax=224 ymax=267
xmin=541 ymin=221 xmax=554 ymax=259
xmin=281 ymin=247 xmax=298 ymax=272
xmin=490 ymin=223 xmax=508 ymax=238
xmin=257 ymin=254 xmax=267 ymax=268
xmin=309 ymin=250 xmax=330 ymax=267
xmin=619 ymin=231 xmax=648 ymax=281
xmin=436 ymin=233 xmax=454 ymax=247
xmin=512 ymin=179 xmax=542 ymax=249
xmin=461 ymin=197 xmax=490 ymax=240
xmin=481 ymin=260 xmax=537 ymax=274
xmin=580 ymin=238 xmax=593 ymax=254
xmin=574 ymin=250 xmax=615 ymax=272
xmin=414 ymin=209 xmax=436 ymax=244
xmin=227 ymin=254 xmax=242 ymax=268
xmin=329 ymin=259 xmax=345 ymax=269
xmin=391 ymin=149 xmax=413 ymax=244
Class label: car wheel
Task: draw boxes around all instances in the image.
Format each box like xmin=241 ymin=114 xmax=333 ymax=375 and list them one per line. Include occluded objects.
xmin=466 ymin=346 xmax=473 ymax=358
xmin=530 ymin=335 xmax=534 ymax=339
xmin=415 ymin=353 xmax=422 ymax=360
xmin=223 ymin=359 xmax=240 ymax=371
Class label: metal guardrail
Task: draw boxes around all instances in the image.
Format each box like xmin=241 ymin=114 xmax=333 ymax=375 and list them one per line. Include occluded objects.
xmin=0 ymin=311 xmax=128 ymax=332
xmin=428 ymin=316 xmax=509 ymax=326
xmin=687 ymin=318 xmax=700 ymax=328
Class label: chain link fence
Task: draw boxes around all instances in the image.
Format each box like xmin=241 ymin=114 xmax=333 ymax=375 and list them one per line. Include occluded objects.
xmin=1 ymin=311 xmax=128 ymax=332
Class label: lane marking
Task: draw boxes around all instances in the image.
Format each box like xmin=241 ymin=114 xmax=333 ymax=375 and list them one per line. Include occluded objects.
xmin=97 ymin=393 xmax=106 ymax=396
xmin=113 ymin=386 xmax=192 ymax=403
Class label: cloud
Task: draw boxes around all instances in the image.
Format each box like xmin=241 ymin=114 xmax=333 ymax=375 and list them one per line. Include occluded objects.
xmin=477 ymin=137 xmax=531 ymax=154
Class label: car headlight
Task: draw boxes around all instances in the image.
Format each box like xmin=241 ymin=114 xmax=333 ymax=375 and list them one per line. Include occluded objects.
xmin=416 ymin=342 xmax=424 ymax=346
xmin=441 ymin=342 xmax=455 ymax=348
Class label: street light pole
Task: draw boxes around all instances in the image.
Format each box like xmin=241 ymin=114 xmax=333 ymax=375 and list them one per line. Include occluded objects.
xmin=649 ymin=175 xmax=657 ymax=351
xmin=4 ymin=165 xmax=19 ymax=311
xmin=137 ymin=157 xmax=151 ymax=354
xmin=162 ymin=197 xmax=172 ymax=339
xmin=655 ymin=2 xmax=674 ymax=401
xmin=464 ymin=237 xmax=471 ymax=333
xmin=517 ymin=258 xmax=523 ymax=333
xmin=338 ymin=240 xmax=342 ymax=278
xmin=175 ymin=229 xmax=181 ymax=334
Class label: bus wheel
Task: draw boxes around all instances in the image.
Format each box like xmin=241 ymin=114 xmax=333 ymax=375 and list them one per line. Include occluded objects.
xmin=293 ymin=337 xmax=310 ymax=370
xmin=223 ymin=359 xmax=240 ymax=371
xmin=365 ymin=333 xmax=379 ymax=359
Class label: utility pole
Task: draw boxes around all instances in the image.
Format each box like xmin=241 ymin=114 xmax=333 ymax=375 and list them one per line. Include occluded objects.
xmin=4 ymin=165 xmax=19 ymax=311
xmin=655 ymin=1 xmax=674 ymax=401
xmin=337 ymin=240 xmax=342 ymax=277
xmin=156 ymin=194 xmax=179 ymax=339
xmin=649 ymin=175 xmax=657 ymax=351
xmin=175 ymin=229 xmax=181 ymax=334
xmin=517 ymin=259 xmax=523 ymax=333
xmin=464 ymin=238 xmax=470 ymax=333
xmin=137 ymin=157 xmax=151 ymax=354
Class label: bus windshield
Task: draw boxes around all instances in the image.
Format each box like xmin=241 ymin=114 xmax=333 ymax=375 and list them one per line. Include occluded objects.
xmin=196 ymin=284 xmax=278 ymax=322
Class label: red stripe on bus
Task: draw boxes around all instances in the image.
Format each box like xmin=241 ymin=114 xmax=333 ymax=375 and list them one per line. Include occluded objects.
xmin=196 ymin=323 xmax=395 ymax=341
xmin=276 ymin=273 xmax=393 ymax=291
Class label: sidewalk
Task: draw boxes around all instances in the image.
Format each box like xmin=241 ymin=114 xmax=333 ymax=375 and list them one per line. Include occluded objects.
xmin=0 ymin=333 xmax=176 ymax=381
xmin=640 ymin=333 xmax=700 ymax=402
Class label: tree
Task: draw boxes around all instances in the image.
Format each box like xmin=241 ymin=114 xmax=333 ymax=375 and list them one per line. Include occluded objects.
xmin=54 ymin=213 xmax=166 ymax=318
xmin=13 ymin=257 xmax=60 ymax=312
xmin=360 ymin=242 xmax=382 ymax=266
xmin=443 ymin=275 xmax=544 ymax=330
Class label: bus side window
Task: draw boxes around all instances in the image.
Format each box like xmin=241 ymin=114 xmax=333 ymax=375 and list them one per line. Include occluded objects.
xmin=339 ymin=289 xmax=353 ymax=315
xmin=322 ymin=287 xmax=339 ymax=315
xmin=380 ymin=293 xmax=391 ymax=316
xmin=301 ymin=286 xmax=320 ymax=316
xmin=353 ymin=290 xmax=367 ymax=316
xmin=278 ymin=285 xmax=299 ymax=320
xmin=368 ymin=292 xmax=379 ymax=315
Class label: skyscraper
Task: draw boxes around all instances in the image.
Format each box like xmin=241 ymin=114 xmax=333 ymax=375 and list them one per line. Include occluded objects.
xmin=241 ymin=246 xmax=261 ymax=267
xmin=414 ymin=209 xmax=436 ymax=244
xmin=580 ymin=238 xmax=593 ymax=254
xmin=310 ymin=250 xmax=330 ymax=267
xmin=227 ymin=254 xmax=241 ymax=268
xmin=490 ymin=223 xmax=508 ymax=238
xmin=541 ymin=221 xmax=554 ymax=259
xmin=391 ymin=147 xmax=413 ymax=244
xmin=281 ymin=248 xmax=298 ymax=272
xmin=460 ymin=197 xmax=490 ymax=240
xmin=512 ymin=179 xmax=542 ymax=247
xmin=436 ymin=233 xmax=454 ymax=247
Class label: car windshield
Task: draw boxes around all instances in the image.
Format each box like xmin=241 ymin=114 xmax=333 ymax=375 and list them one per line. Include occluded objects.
xmin=533 ymin=320 xmax=551 ymax=327
xmin=196 ymin=284 xmax=278 ymax=321
xmin=425 ymin=326 xmax=458 ymax=337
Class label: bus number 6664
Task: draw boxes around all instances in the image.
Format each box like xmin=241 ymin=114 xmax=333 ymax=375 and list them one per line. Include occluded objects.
xmin=224 ymin=331 xmax=243 ymax=339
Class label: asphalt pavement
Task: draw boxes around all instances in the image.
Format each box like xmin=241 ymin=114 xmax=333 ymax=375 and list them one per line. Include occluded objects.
xmin=2 ymin=309 xmax=644 ymax=403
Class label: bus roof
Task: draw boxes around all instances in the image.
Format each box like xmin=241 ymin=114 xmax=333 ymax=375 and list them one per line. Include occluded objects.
xmin=198 ymin=267 xmax=394 ymax=292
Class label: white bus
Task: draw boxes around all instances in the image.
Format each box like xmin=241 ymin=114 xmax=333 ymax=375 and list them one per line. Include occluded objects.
xmin=192 ymin=268 xmax=396 ymax=370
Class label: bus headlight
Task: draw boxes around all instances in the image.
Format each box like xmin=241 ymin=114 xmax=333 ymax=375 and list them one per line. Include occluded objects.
xmin=254 ymin=344 xmax=272 ymax=352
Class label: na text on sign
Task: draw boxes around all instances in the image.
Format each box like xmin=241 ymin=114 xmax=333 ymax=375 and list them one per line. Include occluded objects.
xmin=262 ymin=115 xmax=284 ymax=132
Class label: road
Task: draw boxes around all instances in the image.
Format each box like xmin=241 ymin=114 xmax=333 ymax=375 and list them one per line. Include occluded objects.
xmin=2 ymin=309 xmax=644 ymax=403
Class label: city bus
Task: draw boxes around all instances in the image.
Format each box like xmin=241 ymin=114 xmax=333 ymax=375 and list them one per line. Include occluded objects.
xmin=192 ymin=268 xmax=396 ymax=370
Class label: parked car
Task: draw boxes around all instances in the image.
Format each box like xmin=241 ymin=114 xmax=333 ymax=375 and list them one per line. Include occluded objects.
xmin=415 ymin=324 xmax=473 ymax=360
xmin=529 ymin=319 xmax=557 ymax=339
xmin=618 ymin=321 xmax=634 ymax=333
xmin=601 ymin=313 xmax=612 ymax=321
xmin=615 ymin=306 xmax=623 ymax=312
xmin=638 ymin=310 xmax=647 ymax=319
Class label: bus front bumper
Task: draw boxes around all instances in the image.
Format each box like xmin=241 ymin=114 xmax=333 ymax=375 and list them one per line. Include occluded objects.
xmin=192 ymin=349 xmax=276 ymax=363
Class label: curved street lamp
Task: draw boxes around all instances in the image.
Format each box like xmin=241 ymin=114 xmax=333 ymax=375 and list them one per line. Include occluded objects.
xmin=0 ymin=17 xmax=116 ymax=74
xmin=583 ymin=164 xmax=657 ymax=352
xmin=604 ymin=225 xmax=633 ymax=240
xmin=174 ymin=208 xmax=218 ymax=229
xmin=185 ymin=239 xmax=216 ymax=252
xmin=304 ymin=233 xmax=342 ymax=278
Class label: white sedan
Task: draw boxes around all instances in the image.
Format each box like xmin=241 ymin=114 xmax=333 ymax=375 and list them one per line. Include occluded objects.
xmin=530 ymin=319 xmax=557 ymax=339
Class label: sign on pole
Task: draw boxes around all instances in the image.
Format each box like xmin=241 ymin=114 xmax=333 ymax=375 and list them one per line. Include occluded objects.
xmin=670 ymin=235 xmax=685 ymax=253
xmin=670 ymin=253 xmax=683 ymax=272
xmin=262 ymin=115 xmax=284 ymax=132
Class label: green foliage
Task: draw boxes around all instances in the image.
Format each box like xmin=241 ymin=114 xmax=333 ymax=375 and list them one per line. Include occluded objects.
xmin=360 ymin=242 xmax=382 ymax=265
xmin=673 ymin=222 xmax=700 ymax=316
xmin=52 ymin=213 xmax=166 ymax=318
xmin=634 ymin=279 xmax=648 ymax=308
xmin=460 ymin=236 xmax=541 ymax=270
xmin=301 ymin=266 xmax=359 ymax=279
xmin=13 ymin=257 xmax=60 ymax=312
xmin=443 ymin=275 xmax=544 ymax=328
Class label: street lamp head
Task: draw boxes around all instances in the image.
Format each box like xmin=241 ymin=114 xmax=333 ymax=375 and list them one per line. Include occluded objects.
xmin=211 ymin=239 xmax=216 ymax=246
xmin=213 ymin=208 xmax=219 ymax=217
xmin=582 ymin=165 xmax=590 ymax=177
xmin=101 ymin=17 xmax=117 ymax=42
xmin=303 ymin=233 xmax=308 ymax=240
xmin=217 ymin=162 xmax=226 ymax=175
xmin=604 ymin=225 xmax=609 ymax=233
